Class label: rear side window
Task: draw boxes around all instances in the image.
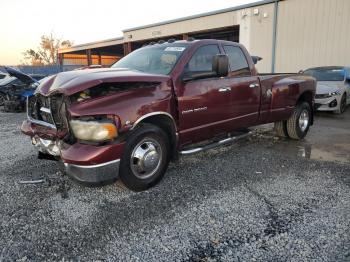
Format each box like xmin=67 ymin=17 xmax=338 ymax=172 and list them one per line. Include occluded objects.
xmin=185 ymin=45 xmax=220 ymax=73
xmin=223 ymin=45 xmax=251 ymax=77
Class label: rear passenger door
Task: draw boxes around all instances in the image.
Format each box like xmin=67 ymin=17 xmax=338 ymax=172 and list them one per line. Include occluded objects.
xmin=222 ymin=45 xmax=261 ymax=128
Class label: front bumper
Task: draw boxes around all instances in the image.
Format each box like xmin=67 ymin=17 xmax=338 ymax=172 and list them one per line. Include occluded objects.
xmin=60 ymin=140 xmax=125 ymax=185
xmin=314 ymin=94 xmax=342 ymax=111
xmin=21 ymin=119 xmax=125 ymax=185
xmin=61 ymin=159 xmax=120 ymax=185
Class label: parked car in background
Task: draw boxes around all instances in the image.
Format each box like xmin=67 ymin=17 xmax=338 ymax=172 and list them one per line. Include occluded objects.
xmin=302 ymin=66 xmax=350 ymax=114
xmin=21 ymin=39 xmax=316 ymax=191
xmin=0 ymin=67 xmax=45 ymax=108
xmin=4 ymin=77 xmax=47 ymax=112
xmin=0 ymin=71 xmax=6 ymax=79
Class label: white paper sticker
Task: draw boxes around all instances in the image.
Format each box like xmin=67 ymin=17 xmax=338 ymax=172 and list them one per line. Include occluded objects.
xmin=164 ymin=47 xmax=186 ymax=52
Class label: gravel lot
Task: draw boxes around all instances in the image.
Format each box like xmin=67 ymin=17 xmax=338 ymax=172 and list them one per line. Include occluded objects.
xmin=0 ymin=110 xmax=349 ymax=261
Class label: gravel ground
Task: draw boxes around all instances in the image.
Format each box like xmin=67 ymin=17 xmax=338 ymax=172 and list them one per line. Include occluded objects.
xmin=0 ymin=110 xmax=349 ymax=262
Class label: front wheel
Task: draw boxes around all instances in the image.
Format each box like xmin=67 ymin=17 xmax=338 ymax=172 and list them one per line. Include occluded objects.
xmin=119 ymin=123 xmax=170 ymax=191
xmin=286 ymin=102 xmax=312 ymax=140
xmin=0 ymin=92 xmax=6 ymax=107
xmin=335 ymin=94 xmax=347 ymax=114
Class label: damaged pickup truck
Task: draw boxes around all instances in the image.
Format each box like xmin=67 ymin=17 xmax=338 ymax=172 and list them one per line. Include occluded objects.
xmin=21 ymin=39 xmax=316 ymax=191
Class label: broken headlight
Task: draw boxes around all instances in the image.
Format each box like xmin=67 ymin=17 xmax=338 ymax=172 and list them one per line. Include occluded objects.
xmin=70 ymin=119 xmax=118 ymax=142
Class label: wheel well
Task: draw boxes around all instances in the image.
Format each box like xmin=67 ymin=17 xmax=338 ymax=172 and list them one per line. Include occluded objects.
xmin=136 ymin=115 xmax=178 ymax=159
xmin=297 ymin=91 xmax=314 ymax=124
xmin=297 ymin=91 xmax=313 ymax=105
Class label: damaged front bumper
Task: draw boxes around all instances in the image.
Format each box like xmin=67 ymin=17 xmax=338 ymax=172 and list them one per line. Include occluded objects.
xmin=62 ymin=159 xmax=120 ymax=185
xmin=21 ymin=120 xmax=124 ymax=186
xmin=32 ymin=136 xmax=61 ymax=156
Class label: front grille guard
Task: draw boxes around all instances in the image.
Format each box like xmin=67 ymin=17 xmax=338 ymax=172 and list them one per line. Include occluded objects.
xmin=26 ymin=96 xmax=57 ymax=130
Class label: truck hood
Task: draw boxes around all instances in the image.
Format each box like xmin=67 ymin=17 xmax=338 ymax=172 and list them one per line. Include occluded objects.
xmin=36 ymin=68 xmax=171 ymax=96
xmin=316 ymin=81 xmax=345 ymax=94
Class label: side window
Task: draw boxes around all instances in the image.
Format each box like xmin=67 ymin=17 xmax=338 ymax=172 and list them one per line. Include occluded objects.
xmin=223 ymin=45 xmax=251 ymax=77
xmin=184 ymin=45 xmax=220 ymax=74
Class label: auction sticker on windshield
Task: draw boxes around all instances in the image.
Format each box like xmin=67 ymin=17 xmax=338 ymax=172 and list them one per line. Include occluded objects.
xmin=164 ymin=47 xmax=186 ymax=52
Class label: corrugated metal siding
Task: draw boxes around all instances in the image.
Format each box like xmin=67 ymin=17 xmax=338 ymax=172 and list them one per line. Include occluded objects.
xmin=125 ymin=11 xmax=238 ymax=42
xmin=59 ymin=0 xmax=350 ymax=74
xmin=275 ymin=0 xmax=350 ymax=72
xmin=125 ymin=4 xmax=274 ymax=73
xmin=242 ymin=3 xmax=274 ymax=73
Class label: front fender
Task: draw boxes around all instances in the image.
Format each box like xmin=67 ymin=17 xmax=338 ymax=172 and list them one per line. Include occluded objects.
xmin=67 ymin=82 xmax=175 ymax=134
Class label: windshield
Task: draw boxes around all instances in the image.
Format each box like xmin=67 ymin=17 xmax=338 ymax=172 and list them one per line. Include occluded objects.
xmin=303 ymin=68 xmax=345 ymax=81
xmin=111 ymin=44 xmax=188 ymax=75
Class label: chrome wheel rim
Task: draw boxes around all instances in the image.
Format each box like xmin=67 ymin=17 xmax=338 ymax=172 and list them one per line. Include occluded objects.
xmin=130 ymin=138 xmax=162 ymax=179
xmin=299 ymin=109 xmax=309 ymax=132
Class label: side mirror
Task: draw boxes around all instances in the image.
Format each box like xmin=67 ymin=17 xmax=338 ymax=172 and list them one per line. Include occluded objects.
xmin=251 ymin=56 xmax=262 ymax=65
xmin=212 ymin=54 xmax=229 ymax=77
xmin=298 ymin=70 xmax=304 ymax=74
xmin=182 ymin=54 xmax=229 ymax=82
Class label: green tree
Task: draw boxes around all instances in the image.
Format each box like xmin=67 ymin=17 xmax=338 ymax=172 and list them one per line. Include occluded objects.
xmin=22 ymin=33 xmax=73 ymax=65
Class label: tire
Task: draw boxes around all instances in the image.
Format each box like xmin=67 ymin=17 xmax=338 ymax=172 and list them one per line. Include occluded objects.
xmin=119 ymin=123 xmax=170 ymax=191
xmin=274 ymin=121 xmax=289 ymax=138
xmin=0 ymin=92 xmax=5 ymax=107
xmin=286 ymin=102 xmax=312 ymax=140
xmin=335 ymin=93 xmax=347 ymax=114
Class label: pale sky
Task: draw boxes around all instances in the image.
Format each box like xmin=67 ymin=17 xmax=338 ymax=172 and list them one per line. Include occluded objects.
xmin=0 ymin=0 xmax=256 ymax=65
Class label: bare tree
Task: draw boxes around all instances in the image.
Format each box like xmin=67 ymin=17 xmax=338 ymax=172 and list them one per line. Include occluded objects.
xmin=22 ymin=33 xmax=73 ymax=65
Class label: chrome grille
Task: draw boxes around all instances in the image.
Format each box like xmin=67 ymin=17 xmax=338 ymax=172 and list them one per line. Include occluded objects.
xmin=27 ymin=94 xmax=66 ymax=130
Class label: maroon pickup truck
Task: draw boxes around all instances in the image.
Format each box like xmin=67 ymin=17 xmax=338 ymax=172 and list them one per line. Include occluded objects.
xmin=21 ymin=39 xmax=316 ymax=191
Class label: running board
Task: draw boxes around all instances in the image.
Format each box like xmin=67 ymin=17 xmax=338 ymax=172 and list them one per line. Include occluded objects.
xmin=179 ymin=131 xmax=252 ymax=155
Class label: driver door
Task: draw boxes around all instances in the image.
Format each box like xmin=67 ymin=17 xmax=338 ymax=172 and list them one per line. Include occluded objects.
xmin=176 ymin=44 xmax=236 ymax=145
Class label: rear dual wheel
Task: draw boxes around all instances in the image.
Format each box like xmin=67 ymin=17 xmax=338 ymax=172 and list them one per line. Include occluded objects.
xmin=274 ymin=102 xmax=311 ymax=140
xmin=274 ymin=121 xmax=288 ymax=138
xmin=0 ymin=93 xmax=5 ymax=107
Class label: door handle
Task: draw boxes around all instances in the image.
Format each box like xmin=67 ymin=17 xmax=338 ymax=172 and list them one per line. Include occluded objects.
xmin=249 ymin=83 xmax=259 ymax=88
xmin=218 ymin=87 xmax=231 ymax=92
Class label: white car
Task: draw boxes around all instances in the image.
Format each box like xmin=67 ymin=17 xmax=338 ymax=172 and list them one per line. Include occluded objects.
xmin=302 ymin=66 xmax=350 ymax=114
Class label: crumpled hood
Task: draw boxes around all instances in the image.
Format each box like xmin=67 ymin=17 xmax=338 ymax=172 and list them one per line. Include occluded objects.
xmin=316 ymin=81 xmax=345 ymax=94
xmin=36 ymin=68 xmax=171 ymax=96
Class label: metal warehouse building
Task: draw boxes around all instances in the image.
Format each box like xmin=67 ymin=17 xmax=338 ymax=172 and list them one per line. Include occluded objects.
xmin=58 ymin=0 xmax=350 ymax=73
